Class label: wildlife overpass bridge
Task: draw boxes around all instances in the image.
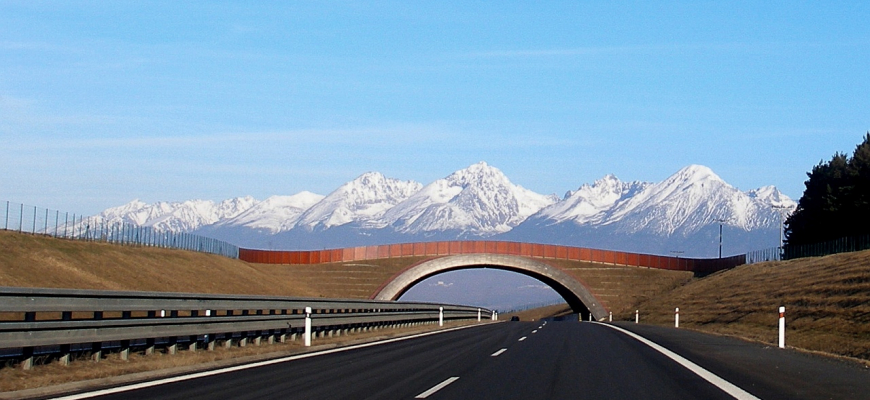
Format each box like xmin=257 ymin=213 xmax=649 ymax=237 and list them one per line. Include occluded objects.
xmin=239 ymin=241 xmax=744 ymax=321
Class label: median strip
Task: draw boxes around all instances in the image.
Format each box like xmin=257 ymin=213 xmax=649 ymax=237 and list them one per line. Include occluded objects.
xmin=415 ymin=377 xmax=459 ymax=399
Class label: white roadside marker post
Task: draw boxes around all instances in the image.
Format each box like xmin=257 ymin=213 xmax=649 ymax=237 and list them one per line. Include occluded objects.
xmin=609 ymin=312 xmax=612 ymax=322
xmin=675 ymin=307 xmax=680 ymax=328
xmin=439 ymin=307 xmax=444 ymax=327
xmin=477 ymin=308 xmax=481 ymax=322
xmin=778 ymin=306 xmax=786 ymax=348
xmin=635 ymin=309 xmax=639 ymax=324
xmin=304 ymin=307 xmax=312 ymax=347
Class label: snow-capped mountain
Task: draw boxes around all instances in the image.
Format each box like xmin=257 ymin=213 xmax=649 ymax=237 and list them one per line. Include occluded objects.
xmin=295 ymin=172 xmax=422 ymax=232
xmin=95 ymin=163 xmax=796 ymax=257
xmin=370 ymin=162 xmax=558 ymax=237
xmin=97 ymin=197 xmax=257 ymax=232
xmin=504 ymin=165 xmax=796 ymax=256
xmin=209 ymin=192 xmax=325 ymax=233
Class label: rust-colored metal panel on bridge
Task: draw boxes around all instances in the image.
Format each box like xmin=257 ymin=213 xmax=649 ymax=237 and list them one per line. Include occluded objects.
xmin=238 ymin=240 xmax=745 ymax=274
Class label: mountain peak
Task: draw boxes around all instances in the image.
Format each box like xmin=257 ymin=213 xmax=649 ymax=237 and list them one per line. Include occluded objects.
xmin=375 ymin=162 xmax=556 ymax=236
xmin=672 ymin=164 xmax=724 ymax=185
xmin=295 ymin=172 xmax=422 ymax=230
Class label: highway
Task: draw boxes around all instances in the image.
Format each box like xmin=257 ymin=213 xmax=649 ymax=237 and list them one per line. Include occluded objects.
xmin=53 ymin=321 xmax=870 ymax=400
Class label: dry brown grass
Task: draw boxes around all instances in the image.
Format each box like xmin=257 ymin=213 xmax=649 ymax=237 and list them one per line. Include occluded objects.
xmin=546 ymin=259 xmax=695 ymax=316
xmin=634 ymin=250 xmax=870 ymax=361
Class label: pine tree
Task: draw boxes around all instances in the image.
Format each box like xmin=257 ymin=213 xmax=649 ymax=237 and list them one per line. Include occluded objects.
xmin=784 ymin=133 xmax=870 ymax=246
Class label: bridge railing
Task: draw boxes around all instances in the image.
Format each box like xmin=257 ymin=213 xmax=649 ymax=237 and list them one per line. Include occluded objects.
xmin=239 ymin=241 xmax=746 ymax=274
xmin=0 ymin=287 xmax=490 ymax=370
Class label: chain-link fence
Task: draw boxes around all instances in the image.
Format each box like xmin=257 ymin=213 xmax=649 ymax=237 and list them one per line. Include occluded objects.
xmin=782 ymin=234 xmax=870 ymax=260
xmin=2 ymin=200 xmax=239 ymax=259
xmin=746 ymin=246 xmax=782 ymax=263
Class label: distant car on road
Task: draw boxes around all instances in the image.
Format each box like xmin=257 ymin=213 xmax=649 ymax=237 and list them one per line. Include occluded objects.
xmin=510 ymin=316 xmax=520 ymax=321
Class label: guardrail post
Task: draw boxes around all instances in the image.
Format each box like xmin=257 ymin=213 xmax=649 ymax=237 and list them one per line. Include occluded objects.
xmin=439 ymin=307 xmax=444 ymax=327
xmin=145 ymin=338 xmax=155 ymax=355
xmin=304 ymin=307 xmax=312 ymax=347
xmin=92 ymin=342 xmax=103 ymax=362
xmin=675 ymin=307 xmax=680 ymax=328
xmin=21 ymin=347 xmax=33 ymax=370
xmin=59 ymin=344 xmax=71 ymax=366
xmin=120 ymin=340 xmax=130 ymax=360
xmin=778 ymin=306 xmax=786 ymax=348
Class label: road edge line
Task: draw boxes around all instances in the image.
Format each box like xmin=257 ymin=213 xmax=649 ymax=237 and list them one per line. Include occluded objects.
xmin=596 ymin=323 xmax=761 ymax=400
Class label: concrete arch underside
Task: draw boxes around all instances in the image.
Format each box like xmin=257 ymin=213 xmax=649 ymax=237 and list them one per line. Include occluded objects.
xmin=372 ymin=254 xmax=609 ymax=321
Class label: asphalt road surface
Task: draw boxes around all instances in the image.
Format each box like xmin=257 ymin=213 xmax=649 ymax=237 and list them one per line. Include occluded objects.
xmin=52 ymin=321 xmax=870 ymax=400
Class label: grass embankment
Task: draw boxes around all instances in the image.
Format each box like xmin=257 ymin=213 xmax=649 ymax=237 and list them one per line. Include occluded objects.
xmin=635 ymin=250 xmax=870 ymax=361
xmin=0 ymin=230 xmax=372 ymax=298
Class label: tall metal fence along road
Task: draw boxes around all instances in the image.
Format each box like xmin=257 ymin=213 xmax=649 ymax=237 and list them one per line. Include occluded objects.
xmin=1 ymin=200 xmax=239 ymax=258
xmin=0 ymin=286 xmax=493 ymax=370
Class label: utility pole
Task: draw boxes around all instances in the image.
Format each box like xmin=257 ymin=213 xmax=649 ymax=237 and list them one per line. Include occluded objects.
xmin=715 ymin=219 xmax=726 ymax=258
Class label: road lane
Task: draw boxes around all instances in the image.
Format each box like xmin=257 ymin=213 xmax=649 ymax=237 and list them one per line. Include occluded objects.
xmin=431 ymin=322 xmax=737 ymax=400
xmin=53 ymin=321 xmax=870 ymax=400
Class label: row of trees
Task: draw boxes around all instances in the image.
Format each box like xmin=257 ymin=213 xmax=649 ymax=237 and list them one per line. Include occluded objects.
xmin=785 ymin=133 xmax=870 ymax=246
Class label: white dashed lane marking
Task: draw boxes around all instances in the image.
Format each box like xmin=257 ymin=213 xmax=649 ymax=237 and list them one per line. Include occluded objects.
xmin=491 ymin=348 xmax=508 ymax=357
xmin=415 ymin=377 xmax=460 ymax=399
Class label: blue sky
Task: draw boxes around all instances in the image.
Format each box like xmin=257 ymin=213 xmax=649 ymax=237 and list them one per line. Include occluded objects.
xmin=2 ymin=1 xmax=869 ymax=216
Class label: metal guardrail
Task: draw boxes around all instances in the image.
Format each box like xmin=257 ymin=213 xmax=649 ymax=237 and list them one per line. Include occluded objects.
xmin=0 ymin=287 xmax=492 ymax=369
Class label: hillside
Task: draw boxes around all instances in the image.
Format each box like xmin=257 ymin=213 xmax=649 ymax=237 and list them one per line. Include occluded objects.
xmin=635 ymin=250 xmax=870 ymax=361
xmin=0 ymin=230 xmax=324 ymax=297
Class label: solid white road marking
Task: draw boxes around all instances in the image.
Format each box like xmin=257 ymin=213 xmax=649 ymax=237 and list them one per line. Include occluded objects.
xmin=415 ymin=377 xmax=460 ymax=398
xmin=50 ymin=324 xmax=487 ymax=400
xmin=598 ymin=323 xmax=761 ymax=400
xmin=491 ymin=348 xmax=508 ymax=357
xmin=518 ymin=336 xmax=527 ymax=341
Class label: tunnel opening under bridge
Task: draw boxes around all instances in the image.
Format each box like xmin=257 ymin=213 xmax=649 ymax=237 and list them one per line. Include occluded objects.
xmin=371 ymin=254 xmax=608 ymax=321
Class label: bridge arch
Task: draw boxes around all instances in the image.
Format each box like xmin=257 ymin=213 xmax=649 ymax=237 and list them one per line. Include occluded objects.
xmin=372 ymin=254 xmax=609 ymax=321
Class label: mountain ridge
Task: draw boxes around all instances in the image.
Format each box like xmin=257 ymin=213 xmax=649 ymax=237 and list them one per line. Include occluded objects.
xmin=92 ymin=163 xmax=795 ymax=257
